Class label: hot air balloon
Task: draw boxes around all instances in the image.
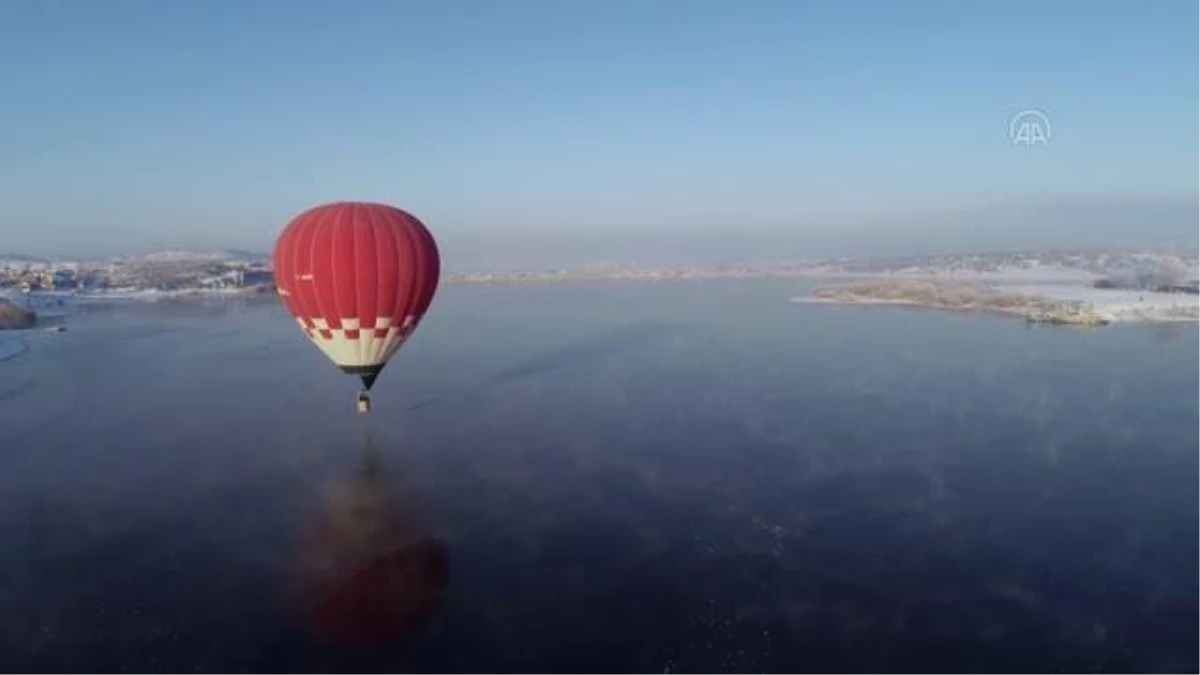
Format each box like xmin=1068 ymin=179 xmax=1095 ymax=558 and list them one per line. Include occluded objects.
xmin=273 ymin=202 xmax=440 ymax=412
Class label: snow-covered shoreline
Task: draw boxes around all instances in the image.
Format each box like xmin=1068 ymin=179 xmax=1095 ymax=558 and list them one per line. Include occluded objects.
xmin=11 ymin=286 xmax=273 ymax=304
xmin=800 ymin=267 xmax=1103 ymax=285
xmin=997 ymin=284 xmax=1199 ymax=323
xmin=791 ymin=279 xmax=1199 ymax=325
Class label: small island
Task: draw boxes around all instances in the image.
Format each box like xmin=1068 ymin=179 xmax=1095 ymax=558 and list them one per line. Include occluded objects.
xmin=0 ymin=298 xmax=37 ymax=329
xmin=786 ymin=250 xmax=1199 ymax=326
xmin=799 ymin=281 xmax=1107 ymax=325
xmin=795 ymin=279 xmax=1199 ymax=326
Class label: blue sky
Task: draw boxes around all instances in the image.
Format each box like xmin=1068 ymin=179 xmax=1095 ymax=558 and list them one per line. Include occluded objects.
xmin=0 ymin=0 xmax=1196 ymax=263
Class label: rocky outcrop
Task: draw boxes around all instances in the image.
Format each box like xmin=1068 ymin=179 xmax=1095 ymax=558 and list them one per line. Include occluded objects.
xmin=0 ymin=299 xmax=36 ymax=329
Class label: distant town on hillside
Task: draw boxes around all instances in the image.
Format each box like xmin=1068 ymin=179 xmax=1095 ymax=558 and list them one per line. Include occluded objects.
xmin=0 ymin=250 xmax=274 ymax=295
xmin=0 ymin=247 xmax=1197 ymax=297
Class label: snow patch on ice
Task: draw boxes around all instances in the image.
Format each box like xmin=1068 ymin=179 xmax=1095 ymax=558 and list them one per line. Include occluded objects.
xmin=0 ymin=338 xmax=29 ymax=362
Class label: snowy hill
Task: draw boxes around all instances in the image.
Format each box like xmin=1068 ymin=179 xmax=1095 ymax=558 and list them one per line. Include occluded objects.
xmin=3 ymin=249 xmax=269 ymax=268
xmin=116 ymin=249 xmax=270 ymax=264
xmin=808 ymin=250 xmax=1199 ymax=283
xmin=0 ymin=254 xmax=50 ymax=268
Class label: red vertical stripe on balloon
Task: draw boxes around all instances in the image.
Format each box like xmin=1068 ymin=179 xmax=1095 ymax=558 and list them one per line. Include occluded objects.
xmin=272 ymin=220 xmax=298 ymax=317
xmin=373 ymin=210 xmax=398 ymax=330
xmin=412 ymin=217 xmax=440 ymax=320
xmin=310 ymin=208 xmax=341 ymax=329
xmin=407 ymin=220 xmax=426 ymax=322
xmin=355 ymin=205 xmax=378 ymax=331
xmin=290 ymin=214 xmax=321 ymax=330
xmin=391 ymin=212 xmax=415 ymax=328
xmin=331 ymin=205 xmax=357 ymax=326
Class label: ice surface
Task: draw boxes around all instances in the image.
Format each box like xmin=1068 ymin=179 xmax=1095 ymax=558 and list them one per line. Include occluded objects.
xmin=0 ymin=338 xmax=29 ymax=362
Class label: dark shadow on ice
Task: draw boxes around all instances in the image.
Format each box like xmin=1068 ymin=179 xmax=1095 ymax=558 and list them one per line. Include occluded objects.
xmin=1151 ymin=322 xmax=1189 ymax=345
xmin=0 ymin=379 xmax=36 ymax=404
xmin=292 ymin=430 xmax=449 ymax=647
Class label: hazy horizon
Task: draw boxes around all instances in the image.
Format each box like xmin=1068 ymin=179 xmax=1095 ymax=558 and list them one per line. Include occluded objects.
xmin=5 ymin=195 xmax=1197 ymax=272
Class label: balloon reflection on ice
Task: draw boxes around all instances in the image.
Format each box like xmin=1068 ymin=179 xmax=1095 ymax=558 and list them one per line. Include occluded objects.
xmin=295 ymin=434 xmax=448 ymax=646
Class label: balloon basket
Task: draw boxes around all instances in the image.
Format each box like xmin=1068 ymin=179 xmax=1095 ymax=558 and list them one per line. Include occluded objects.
xmin=357 ymin=392 xmax=371 ymax=414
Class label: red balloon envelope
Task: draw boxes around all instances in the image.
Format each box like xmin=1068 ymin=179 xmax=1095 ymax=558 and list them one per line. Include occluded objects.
xmin=273 ymin=202 xmax=441 ymax=390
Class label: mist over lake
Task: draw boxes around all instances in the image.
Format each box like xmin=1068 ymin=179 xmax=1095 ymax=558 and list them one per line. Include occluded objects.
xmin=0 ymin=280 xmax=1195 ymax=673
